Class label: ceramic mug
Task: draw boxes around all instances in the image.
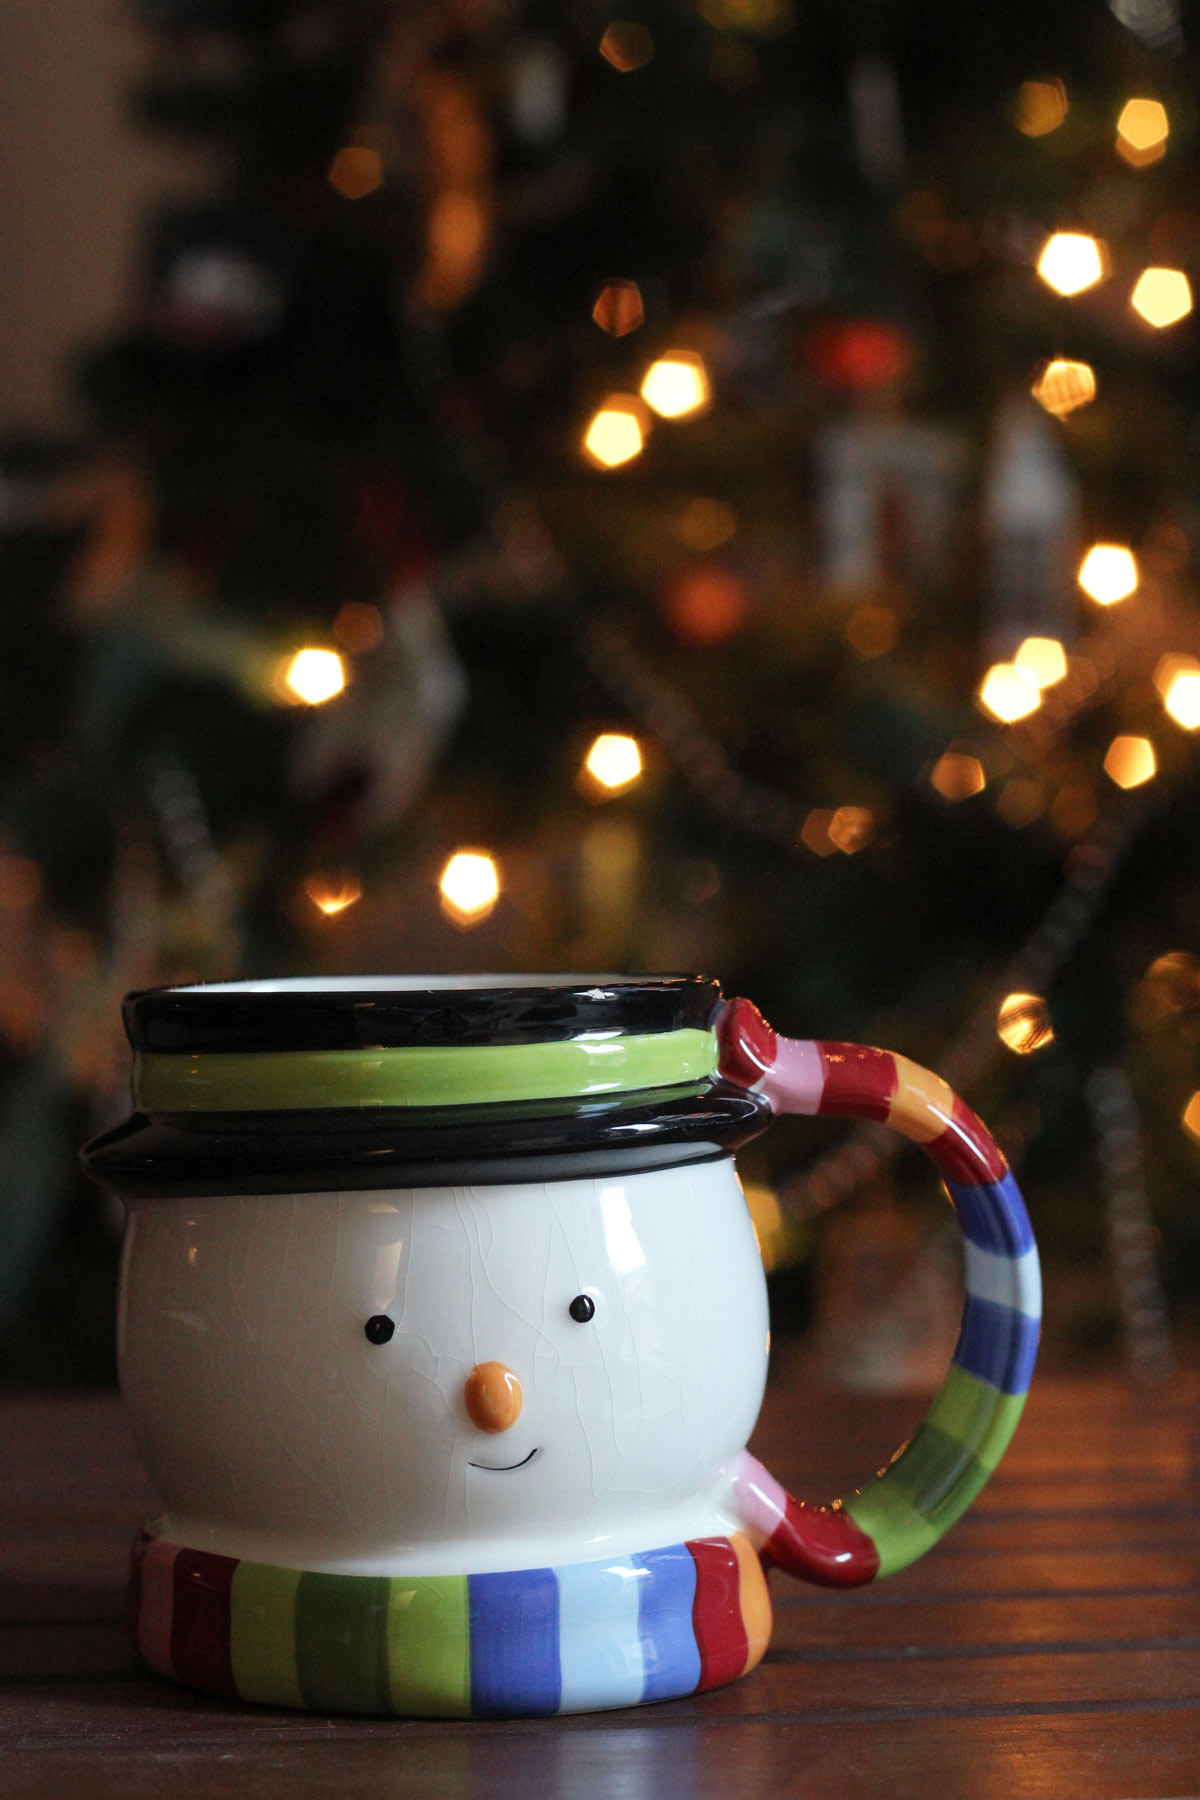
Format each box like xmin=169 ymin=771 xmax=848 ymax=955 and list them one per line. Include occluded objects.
xmin=83 ymin=974 xmax=1039 ymax=1719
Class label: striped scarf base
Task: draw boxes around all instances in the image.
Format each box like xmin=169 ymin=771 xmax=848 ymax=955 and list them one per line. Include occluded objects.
xmin=129 ymin=1526 xmax=773 ymax=1717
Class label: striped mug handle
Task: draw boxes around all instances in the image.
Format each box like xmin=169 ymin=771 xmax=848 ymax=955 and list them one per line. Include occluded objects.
xmin=718 ymin=997 xmax=1040 ymax=1586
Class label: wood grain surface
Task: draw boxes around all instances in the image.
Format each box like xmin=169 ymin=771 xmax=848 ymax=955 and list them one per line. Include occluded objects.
xmin=2 ymin=1369 xmax=1198 ymax=1799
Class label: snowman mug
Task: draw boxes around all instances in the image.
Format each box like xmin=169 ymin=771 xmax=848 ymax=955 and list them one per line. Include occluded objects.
xmin=83 ymin=974 xmax=1039 ymax=1719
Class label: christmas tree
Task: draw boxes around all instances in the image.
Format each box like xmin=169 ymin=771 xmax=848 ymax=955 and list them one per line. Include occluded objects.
xmin=2 ymin=0 xmax=1198 ymax=1383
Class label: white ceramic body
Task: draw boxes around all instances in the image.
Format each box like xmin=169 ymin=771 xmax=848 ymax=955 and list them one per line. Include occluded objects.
xmin=118 ymin=1158 xmax=769 ymax=1577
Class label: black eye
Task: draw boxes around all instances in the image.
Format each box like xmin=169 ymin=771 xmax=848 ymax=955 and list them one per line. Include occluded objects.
xmin=569 ymin=1294 xmax=595 ymax=1323
xmin=364 ymin=1315 xmax=395 ymax=1345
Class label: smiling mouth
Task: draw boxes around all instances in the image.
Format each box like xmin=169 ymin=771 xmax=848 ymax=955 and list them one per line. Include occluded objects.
xmin=468 ymin=1447 xmax=539 ymax=1472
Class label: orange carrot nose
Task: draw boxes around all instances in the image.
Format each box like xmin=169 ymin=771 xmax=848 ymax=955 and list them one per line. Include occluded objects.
xmin=464 ymin=1361 xmax=523 ymax=1433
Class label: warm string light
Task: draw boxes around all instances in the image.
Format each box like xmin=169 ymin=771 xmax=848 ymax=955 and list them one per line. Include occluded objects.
xmin=1183 ymin=1092 xmax=1200 ymax=1144
xmin=592 ymin=281 xmax=644 ymax=336
xmin=1103 ymin=735 xmax=1156 ymax=788
xmin=583 ymin=398 xmax=646 ymax=468
xmin=1014 ymin=636 xmax=1068 ymax=689
xmin=303 ymin=873 xmax=362 ymax=916
xmin=1161 ymin=666 xmax=1200 ymax=730
xmin=997 ymin=992 xmax=1055 ymax=1054
xmin=641 ymin=353 xmax=710 ymax=418
xmin=801 ymin=806 xmax=874 ymax=856
xmin=328 ymin=146 xmax=384 ymax=200
xmin=582 ymin=732 xmax=642 ymax=793
xmin=979 ymin=663 xmax=1042 ymax=723
xmin=439 ymin=851 xmax=500 ymax=925
xmin=1116 ymin=98 xmax=1169 ymax=166
xmin=930 ymin=751 xmax=986 ymax=801
xmin=1078 ymin=544 xmax=1138 ymax=604
xmin=1036 ymin=232 xmax=1106 ymax=297
xmin=1015 ymin=78 xmax=1068 ymax=138
xmin=1031 ymin=358 xmax=1096 ymax=418
xmin=281 ymin=648 xmax=347 ymax=705
xmin=599 ymin=21 xmax=654 ymax=71
xmin=1131 ymin=267 xmax=1193 ymax=328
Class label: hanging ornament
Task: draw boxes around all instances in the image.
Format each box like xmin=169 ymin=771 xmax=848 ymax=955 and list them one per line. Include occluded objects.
xmin=291 ymin=582 xmax=467 ymax=842
xmin=814 ymin=409 xmax=966 ymax=594
xmin=662 ymin=560 xmax=750 ymax=646
xmin=807 ymin=318 xmax=913 ymax=392
xmin=139 ymin=206 xmax=291 ymax=355
xmin=981 ymin=396 xmax=1080 ymax=659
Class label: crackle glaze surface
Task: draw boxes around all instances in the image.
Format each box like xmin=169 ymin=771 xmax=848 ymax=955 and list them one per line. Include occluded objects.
xmin=119 ymin=1161 xmax=769 ymax=1578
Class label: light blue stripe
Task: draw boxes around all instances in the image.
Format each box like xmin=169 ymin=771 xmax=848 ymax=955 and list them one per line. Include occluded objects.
xmin=955 ymin=1295 xmax=1040 ymax=1396
xmin=630 ymin=1544 xmax=700 ymax=1702
xmin=964 ymin=1241 xmax=1041 ymax=1319
xmin=946 ymin=1169 xmax=1034 ymax=1256
xmin=556 ymin=1556 xmax=645 ymax=1713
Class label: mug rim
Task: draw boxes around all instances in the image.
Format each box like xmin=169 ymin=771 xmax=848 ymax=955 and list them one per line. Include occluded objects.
xmin=124 ymin=973 xmax=721 ymax=1055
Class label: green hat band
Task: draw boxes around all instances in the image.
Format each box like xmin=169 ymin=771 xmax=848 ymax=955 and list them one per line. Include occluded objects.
xmin=133 ymin=1028 xmax=719 ymax=1113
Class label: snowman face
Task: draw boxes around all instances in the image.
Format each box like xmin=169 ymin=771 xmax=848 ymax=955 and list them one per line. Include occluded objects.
xmin=119 ymin=1160 xmax=770 ymax=1571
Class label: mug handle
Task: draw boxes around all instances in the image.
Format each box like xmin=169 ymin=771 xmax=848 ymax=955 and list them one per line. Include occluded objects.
xmin=718 ymin=997 xmax=1041 ymax=1586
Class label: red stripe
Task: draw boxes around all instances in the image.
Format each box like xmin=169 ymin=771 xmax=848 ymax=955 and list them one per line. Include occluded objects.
xmin=170 ymin=1548 xmax=239 ymax=1698
xmin=761 ymin=1496 xmax=879 ymax=1588
xmin=687 ymin=1537 xmax=749 ymax=1693
xmin=816 ymin=1043 xmax=897 ymax=1121
xmin=716 ymin=997 xmax=778 ymax=1090
xmin=927 ymin=1093 xmax=1007 ymax=1184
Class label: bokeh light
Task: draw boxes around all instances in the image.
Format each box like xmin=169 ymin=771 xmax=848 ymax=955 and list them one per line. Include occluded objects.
xmin=282 ymin=648 xmax=346 ymax=705
xmin=677 ymin=498 xmax=737 ymax=551
xmin=843 ymin=603 xmax=897 ymax=659
xmin=1078 ymin=544 xmax=1138 ymax=604
xmin=998 ymin=992 xmax=1055 ymax=1054
xmin=327 ymin=146 xmax=384 ymax=200
xmin=333 ymin=601 xmax=383 ymax=653
xmin=1103 ymin=735 xmax=1157 ymax=788
xmin=1015 ymin=636 xmax=1068 ymax=688
xmin=1131 ymin=267 xmax=1193 ymax=327
xmin=583 ymin=732 xmax=642 ymax=792
xmin=583 ymin=398 xmax=646 ymax=467
xmin=641 ymin=353 xmax=710 ymax=418
xmin=828 ymin=806 xmax=874 ymax=853
xmin=1015 ymin=78 xmax=1068 ymax=137
xmin=439 ymin=851 xmax=500 ymax=925
xmin=1116 ymin=98 xmax=1169 ymax=166
xmin=979 ymin=663 xmax=1042 ymax=722
xmin=1163 ymin=669 xmax=1200 ymax=729
xmin=1183 ymin=1091 xmax=1200 ymax=1144
xmin=1037 ymin=232 xmax=1106 ymax=297
xmin=930 ymin=751 xmax=986 ymax=801
xmin=303 ymin=872 xmax=362 ymax=916
xmin=599 ymin=21 xmax=654 ymax=70
xmin=592 ymin=280 xmax=644 ymax=336
xmin=1031 ymin=358 xmax=1096 ymax=418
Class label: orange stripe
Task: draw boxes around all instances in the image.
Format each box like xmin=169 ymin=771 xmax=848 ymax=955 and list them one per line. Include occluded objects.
xmin=731 ymin=1531 xmax=772 ymax=1676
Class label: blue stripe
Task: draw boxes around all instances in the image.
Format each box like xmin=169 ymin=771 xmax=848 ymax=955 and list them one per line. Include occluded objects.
xmin=946 ymin=1169 xmax=1034 ymax=1256
xmin=556 ymin=1556 xmax=644 ymax=1713
xmin=468 ymin=1567 xmax=560 ymax=1716
xmin=954 ymin=1295 xmax=1040 ymax=1395
xmin=630 ymin=1543 xmax=700 ymax=1702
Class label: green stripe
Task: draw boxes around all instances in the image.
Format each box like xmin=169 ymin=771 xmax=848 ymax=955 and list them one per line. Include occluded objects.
xmin=923 ymin=1363 xmax=1027 ymax=1474
xmin=885 ymin=1421 xmax=992 ymax=1525
xmin=133 ymin=1029 xmax=718 ymax=1112
xmin=846 ymin=1371 xmax=1028 ymax=1577
xmin=294 ymin=1573 xmax=392 ymax=1715
xmin=230 ymin=1561 xmax=303 ymax=1708
xmin=844 ymin=1482 xmax=939 ymax=1578
xmin=386 ymin=1575 xmax=471 ymax=1717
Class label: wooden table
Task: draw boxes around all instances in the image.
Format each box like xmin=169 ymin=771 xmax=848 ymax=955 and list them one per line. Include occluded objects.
xmin=3 ymin=1370 xmax=1199 ymax=1798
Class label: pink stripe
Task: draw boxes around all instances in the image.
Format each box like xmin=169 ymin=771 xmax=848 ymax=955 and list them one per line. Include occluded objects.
xmin=730 ymin=1450 xmax=789 ymax=1542
xmin=758 ymin=1037 xmax=825 ymax=1115
xmin=137 ymin=1535 xmax=180 ymax=1677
